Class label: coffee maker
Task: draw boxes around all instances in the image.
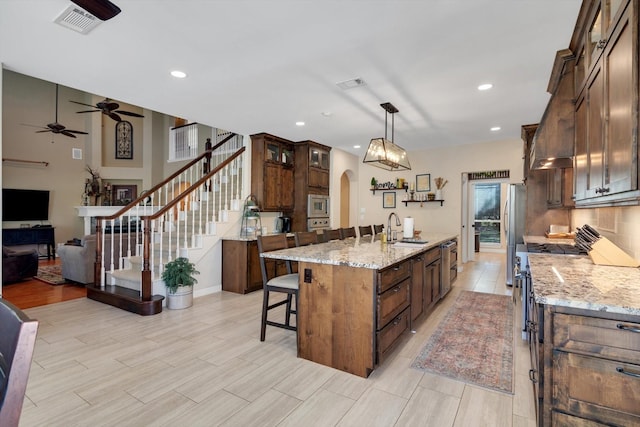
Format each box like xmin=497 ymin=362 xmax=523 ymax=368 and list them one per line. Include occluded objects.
xmin=276 ymin=216 xmax=292 ymax=233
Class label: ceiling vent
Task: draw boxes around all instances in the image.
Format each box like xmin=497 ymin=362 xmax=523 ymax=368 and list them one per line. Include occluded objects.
xmin=54 ymin=4 xmax=102 ymax=34
xmin=336 ymin=78 xmax=366 ymax=90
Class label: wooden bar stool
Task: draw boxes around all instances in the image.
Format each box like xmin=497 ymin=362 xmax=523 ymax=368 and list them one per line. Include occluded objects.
xmin=358 ymin=225 xmax=373 ymax=237
xmin=323 ymin=228 xmax=342 ymax=241
xmin=295 ymin=231 xmax=319 ymax=247
xmin=257 ymin=234 xmax=298 ymax=341
xmin=340 ymin=227 xmax=357 ymax=239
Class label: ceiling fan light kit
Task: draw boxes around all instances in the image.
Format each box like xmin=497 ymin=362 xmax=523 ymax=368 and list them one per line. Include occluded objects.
xmin=363 ymin=102 xmax=411 ymax=171
xmin=70 ymin=0 xmax=121 ymax=21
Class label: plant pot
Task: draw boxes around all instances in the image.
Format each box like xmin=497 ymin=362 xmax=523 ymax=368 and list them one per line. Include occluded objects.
xmin=166 ymin=285 xmax=193 ymax=309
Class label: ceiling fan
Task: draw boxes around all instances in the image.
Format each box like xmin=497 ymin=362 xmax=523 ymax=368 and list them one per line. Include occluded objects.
xmin=70 ymin=98 xmax=144 ymax=122
xmin=22 ymin=84 xmax=89 ymax=138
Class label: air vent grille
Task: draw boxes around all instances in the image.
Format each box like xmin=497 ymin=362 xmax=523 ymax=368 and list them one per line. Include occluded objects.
xmin=54 ymin=4 xmax=102 ymax=34
xmin=336 ymin=78 xmax=366 ymax=90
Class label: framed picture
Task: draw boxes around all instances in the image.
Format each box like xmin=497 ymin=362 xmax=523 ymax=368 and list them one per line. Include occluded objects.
xmin=383 ymin=191 xmax=396 ymax=209
xmin=416 ymin=174 xmax=431 ymax=192
xmin=112 ymin=185 xmax=137 ymax=206
xmin=115 ymin=121 xmax=133 ymax=159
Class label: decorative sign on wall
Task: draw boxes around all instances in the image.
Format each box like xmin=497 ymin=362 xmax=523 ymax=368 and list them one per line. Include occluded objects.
xmin=115 ymin=120 xmax=133 ymax=159
xmin=416 ymin=174 xmax=431 ymax=192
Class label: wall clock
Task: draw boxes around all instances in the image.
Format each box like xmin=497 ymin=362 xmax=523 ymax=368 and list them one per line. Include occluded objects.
xmin=115 ymin=120 xmax=133 ymax=159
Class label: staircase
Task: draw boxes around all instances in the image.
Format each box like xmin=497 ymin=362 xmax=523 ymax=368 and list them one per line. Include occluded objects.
xmin=86 ymin=133 xmax=246 ymax=315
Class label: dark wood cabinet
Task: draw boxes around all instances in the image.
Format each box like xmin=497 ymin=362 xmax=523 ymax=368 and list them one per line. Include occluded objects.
xmin=221 ymin=239 xmax=263 ymax=294
xmin=530 ymin=303 xmax=640 ymax=426
xmin=546 ymin=168 xmax=574 ymax=208
xmin=411 ymin=247 xmax=441 ymax=323
xmin=573 ymin=0 xmax=639 ymax=205
xmin=293 ymin=140 xmax=331 ymax=232
xmin=251 ymin=133 xmax=295 ymax=212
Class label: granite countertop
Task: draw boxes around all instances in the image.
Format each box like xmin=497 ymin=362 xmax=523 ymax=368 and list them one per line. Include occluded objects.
xmin=261 ymin=232 xmax=457 ymax=270
xmin=528 ymin=253 xmax=640 ymax=316
xmin=222 ymin=232 xmax=295 ymax=242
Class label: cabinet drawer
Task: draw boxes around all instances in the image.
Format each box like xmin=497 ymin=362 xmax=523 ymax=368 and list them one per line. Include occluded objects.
xmin=553 ymin=313 xmax=640 ymax=363
xmin=378 ymin=260 xmax=411 ymax=293
xmin=377 ymin=306 xmax=410 ymax=364
xmin=424 ymin=247 xmax=440 ymax=265
xmin=553 ymin=350 xmax=640 ymax=425
xmin=377 ymin=277 xmax=410 ymax=329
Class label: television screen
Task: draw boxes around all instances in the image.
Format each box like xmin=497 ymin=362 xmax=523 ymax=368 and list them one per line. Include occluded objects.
xmin=2 ymin=189 xmax=50 ymax=221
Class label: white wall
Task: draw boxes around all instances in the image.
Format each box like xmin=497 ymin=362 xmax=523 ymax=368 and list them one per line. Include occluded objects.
xmin=354 ymin=139 xmax=524 ymax=238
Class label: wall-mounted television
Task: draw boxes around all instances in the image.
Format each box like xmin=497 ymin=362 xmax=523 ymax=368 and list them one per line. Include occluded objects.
xmin=2 ymin=188 xmax=50 ymax=221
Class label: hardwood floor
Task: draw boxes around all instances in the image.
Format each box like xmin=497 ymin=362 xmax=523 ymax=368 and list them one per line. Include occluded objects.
xmin=2 ymin=258 xmax=86 ymax=309
xmin=16 ymin=252 xmax=535 ymax=427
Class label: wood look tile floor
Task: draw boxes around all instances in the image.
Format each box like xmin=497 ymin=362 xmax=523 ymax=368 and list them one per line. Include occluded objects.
xmin=16 ymin=252 xmax=535 ymax=427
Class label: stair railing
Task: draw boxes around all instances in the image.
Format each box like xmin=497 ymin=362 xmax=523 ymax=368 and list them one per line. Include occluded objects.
xmin=93 ymin=133 xmax=245 ymax=297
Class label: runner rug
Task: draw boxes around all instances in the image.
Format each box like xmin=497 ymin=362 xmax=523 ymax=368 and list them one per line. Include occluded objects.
xmin=34 ymin=264 xmax=67 ymax=285
xmin=411 ymin=290 xmax=514 ymax=393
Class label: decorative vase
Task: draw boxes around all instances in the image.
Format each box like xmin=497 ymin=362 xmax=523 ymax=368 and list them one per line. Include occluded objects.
xmin=166 ymin=285 xmax=193 ymax=309
xmin=436 ymin=189 xmax=442 ymax=200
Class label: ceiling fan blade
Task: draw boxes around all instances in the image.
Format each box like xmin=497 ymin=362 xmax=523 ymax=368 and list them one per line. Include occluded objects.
xmin=60 ymin=130 xmax=78 ymax=138
xmin=35 ymin=129 xmax=53 ymax=133
xmin=108 ymin=112 xmax=122 ymax=122
xmin=76 ymin=109 xmax=101 ymax=113
xmin=115 ymin=110 xmax=145 ymax=118
xmin=21 ymin=123 xmax=48 ymax=129
xmin=70 ymin=100 xmax=97 ymax=108
xmin=67 ymin=129 xmax=89 ymax=135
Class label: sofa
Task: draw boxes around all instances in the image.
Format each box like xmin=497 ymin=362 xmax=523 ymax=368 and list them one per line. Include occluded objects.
xmin=2 ymin=246 xmax=39 ymax=284
xmin=57 ymin=233 xmax=142 ymax=284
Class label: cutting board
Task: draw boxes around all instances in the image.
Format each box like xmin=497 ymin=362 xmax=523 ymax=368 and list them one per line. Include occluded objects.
xmin=589 ymin=237 xmax=640 ymax=268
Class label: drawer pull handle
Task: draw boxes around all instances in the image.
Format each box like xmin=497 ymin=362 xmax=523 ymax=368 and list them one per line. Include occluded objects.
xmin=529 ymin=369 xmax=538 ymax=383
xmin=393 ymin=266 xmax=401 ymax=271
xmin=393 ymin=286 xmax=401 ymax=293
xmin=393 ymin=317 xmax=402 ymax=326
xmin=616 ymin=367 xmax=640 ymax=379
xmin=616 ymin=323 xmax=640 ymax=333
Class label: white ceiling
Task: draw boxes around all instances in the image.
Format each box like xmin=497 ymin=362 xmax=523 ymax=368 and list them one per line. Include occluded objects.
xmin=0 ymin=0 xmax=582 ymax=156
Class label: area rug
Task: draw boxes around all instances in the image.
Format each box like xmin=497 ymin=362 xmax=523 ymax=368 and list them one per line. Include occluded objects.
xmin=34 ymin=265 xmax=67 ymax=285
xmin=411 ymin=290 xmax=514 ymax=394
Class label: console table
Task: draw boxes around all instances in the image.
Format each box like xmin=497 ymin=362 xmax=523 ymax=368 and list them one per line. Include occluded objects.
xmin=3 ymin=227 xmax=56 ymax=259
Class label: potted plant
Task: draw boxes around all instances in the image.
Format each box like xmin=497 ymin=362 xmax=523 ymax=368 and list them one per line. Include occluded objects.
xmin=161 ymin=257 xmax=199 ymax=309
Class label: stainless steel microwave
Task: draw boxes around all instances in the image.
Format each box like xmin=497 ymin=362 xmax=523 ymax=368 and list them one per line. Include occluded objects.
xmin=307 ymin=194 xmax=329 ymax=218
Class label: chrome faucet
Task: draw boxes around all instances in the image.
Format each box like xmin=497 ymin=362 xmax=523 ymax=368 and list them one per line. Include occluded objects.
xmin=387 ymin=212 xmax=402 ymax=241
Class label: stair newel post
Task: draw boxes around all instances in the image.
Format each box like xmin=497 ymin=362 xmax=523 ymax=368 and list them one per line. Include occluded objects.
xmin=95 ymin=219 xmax=104 ymax=289
xmin=141 ymin=217 xmax=152 ymax=301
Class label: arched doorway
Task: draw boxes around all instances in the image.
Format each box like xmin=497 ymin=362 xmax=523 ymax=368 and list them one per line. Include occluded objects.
xmin=340 ymin=172 xmax=350 ymax=227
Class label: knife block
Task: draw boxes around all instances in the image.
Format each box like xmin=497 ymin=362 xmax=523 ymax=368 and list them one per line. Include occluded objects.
xmin=589 ymin=237 xmax=640 ymax=268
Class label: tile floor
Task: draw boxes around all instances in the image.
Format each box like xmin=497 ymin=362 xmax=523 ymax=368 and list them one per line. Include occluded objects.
xmin=18 ymin=252 xmax=535 ymax=427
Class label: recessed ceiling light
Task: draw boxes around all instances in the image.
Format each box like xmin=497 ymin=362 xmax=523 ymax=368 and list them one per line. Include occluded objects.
xmin=490 ymin=126 xmax=501 ymax=131
xmin=296 ymin=121 xmax=305 ymax=126
xmin=321 ymin=112 xmax=332 ymax=117
xmin=171 ymin=70 xmax=187 ymax=78
xmin=353 ymin=145 xmax=361 ymax=149
xmin=478 ymin=83 xmax=493 ymax=91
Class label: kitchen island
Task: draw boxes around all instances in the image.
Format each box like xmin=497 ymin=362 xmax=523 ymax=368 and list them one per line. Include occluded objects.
xmin=262 ymin=232 xmax=457 ymax=377
xmin=528 ymin=254 xmax=640 ymax=426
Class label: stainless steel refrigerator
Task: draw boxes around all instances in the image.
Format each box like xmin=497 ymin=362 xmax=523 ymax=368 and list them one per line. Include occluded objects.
xmin=504 ymin=183 xmax=526 ymax=286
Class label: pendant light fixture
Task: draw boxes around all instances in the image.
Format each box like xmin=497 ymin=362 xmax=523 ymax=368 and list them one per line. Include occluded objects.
xmin=363 ymin=102 xmax=411 ymax=171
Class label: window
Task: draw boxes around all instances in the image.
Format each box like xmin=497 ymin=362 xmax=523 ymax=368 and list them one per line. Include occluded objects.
xmin=474 ymin=183 xmax=501 ymax=245
xmin=169 ymin=123 xmax=198 ymax=161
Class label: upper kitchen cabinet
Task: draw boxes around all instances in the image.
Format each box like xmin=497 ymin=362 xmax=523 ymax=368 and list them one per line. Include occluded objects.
xmin=530 ymin=49 xmax=576 ymax=170
xmin=292 ymin=140 xmax=331 ymax=232
xmin=251 ymin=133 xmax=295 ymax=212
xmin=573 ymin=0 xmax=638 ymax=206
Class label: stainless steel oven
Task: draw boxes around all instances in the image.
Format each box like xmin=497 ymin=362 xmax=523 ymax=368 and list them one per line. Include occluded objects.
xmin=308 ymin=194 xmax=329 ymax=218
xmin=307 ymin=217 xmax=330 ymax=232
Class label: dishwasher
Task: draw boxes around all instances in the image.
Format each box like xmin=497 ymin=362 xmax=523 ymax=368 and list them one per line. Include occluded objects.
xmin=440 ymin=240 xmax=457 ymax=296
